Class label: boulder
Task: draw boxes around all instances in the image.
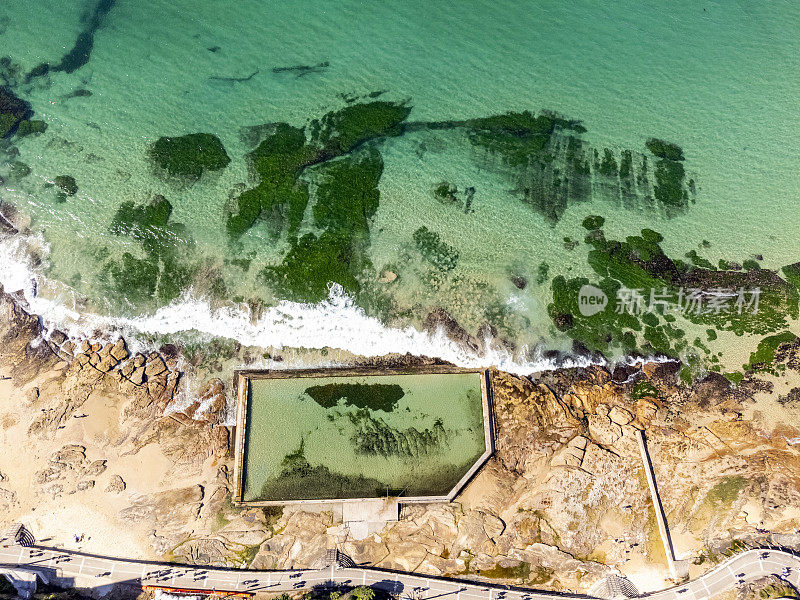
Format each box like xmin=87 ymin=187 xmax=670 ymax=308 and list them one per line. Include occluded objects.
xmin=110 ymin=338 xmax=129 ymax=361
xmin=129 ymin=366 xmax=145 ymax=385
xmin=144 ymin=353 xmax=166 ymax=377
xmin=24 ymin=386 xmax=39 ymax=404
xmin=120 ymin=360 xmax=135 ymax=378
xmin=608 ymin=406 xmax=634 ymax=425
xmin=105 ymin=475 xmax=126 ymax=493
xmin=97 ymin=354 xmax=118 ymax=372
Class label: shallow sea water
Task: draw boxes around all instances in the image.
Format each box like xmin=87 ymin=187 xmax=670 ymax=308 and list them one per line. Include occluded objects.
xmin=0 ymin=0 xmax=799 ymax=372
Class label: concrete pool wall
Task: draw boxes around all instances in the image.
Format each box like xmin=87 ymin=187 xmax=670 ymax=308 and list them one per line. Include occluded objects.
xmin=232 ymin=366 xmax=495 ymax=507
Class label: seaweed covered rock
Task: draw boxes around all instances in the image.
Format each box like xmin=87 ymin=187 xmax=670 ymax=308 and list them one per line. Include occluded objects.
xmin=104 ymin=195 xmax=198 ymax=304
xmin=547 ymin=222 xmax=800 ymax=357
xmin=645 ymin=138 xmax=685 ymax=161
xmin=310 ymin=100 xmax=412 ymax=155
xmin=413 ymin=226 xmax=459 ymax=272
xmin=652 ymin=158 xmax=687 ymax=206
xmin=54 ymin=175 xmax=78 ymax=196
xmin=16 ymin=119 xmax=48 ymax=137
xmin=260 ymin=150 xmax=384 ymax=301
xmin=150 ymin=132 xmax=230 ymax=180
xmin=0 ymin=86 xmax=33 ymax=138
xmin=227 ymin=101 xmax=411 ymax=239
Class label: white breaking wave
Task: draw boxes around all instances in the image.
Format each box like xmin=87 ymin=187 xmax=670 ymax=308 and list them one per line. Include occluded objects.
xmin=0 ymin=232 xmax=602 ymax=375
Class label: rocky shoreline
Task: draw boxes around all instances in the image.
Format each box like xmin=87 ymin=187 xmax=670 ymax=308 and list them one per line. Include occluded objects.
xmin=2 ymin=285 xmax=800 ymax=597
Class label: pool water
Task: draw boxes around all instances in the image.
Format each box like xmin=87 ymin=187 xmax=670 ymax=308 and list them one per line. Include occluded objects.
xmin=241 ymin=371 xmax=487 ymax=501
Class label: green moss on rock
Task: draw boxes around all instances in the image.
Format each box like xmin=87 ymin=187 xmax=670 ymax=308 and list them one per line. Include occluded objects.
xmin=744 ymin=331 xmax=798 ymax=372
xmin=150 ymin=132 xmax=230 ymax=180
xmin=228 ymin=102 xmax=411 ymax=239
xmin=54 ymin=175 xmax=78 ymax=196
xmin=311 ymin=100 xmax=412 ymax=155
xmin=16 ymin=119 xmax=48 ymax=137
xmin=645 ymin=138 xmax=685 ymax=161
xmin=582 ymin=215 xmax=605 ymax=230
xmin=413 ymin=226 xmax=459 ymax=272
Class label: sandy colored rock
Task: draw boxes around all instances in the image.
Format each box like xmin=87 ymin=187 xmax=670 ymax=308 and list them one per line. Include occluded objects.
xmin=97 ymin=354 xmax=118 ymax=372
xmin=145 ymin=353 xmax=166 ymax=377
xmin=129 ymin=366 xmax=145 ymax=385
xmin=120 ymin=360 xmax=135 ymax=378
xmin=23 ymin=386 xmax=39 ymax=403
xmin=110 ymin=338 xmax=129 ymax=361
xmin=105 ymin=475 xmax=126 ymax=493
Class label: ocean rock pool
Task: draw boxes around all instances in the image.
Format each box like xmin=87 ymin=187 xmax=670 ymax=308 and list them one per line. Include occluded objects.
xmin=234 ymin=369 xmax=491 ymax=503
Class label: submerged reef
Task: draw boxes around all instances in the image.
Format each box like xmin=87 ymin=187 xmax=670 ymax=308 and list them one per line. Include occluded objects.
xmin=304 ymin=382 xmax=404 ymax=412
xmin=413 ymin=226 xmax=460 ymax=272
xmin=54 ymin=175 xmax=78 ymax=196
xmin=51 ymin=0 xmax=116 ymax=74
xmin=259 ymin=441 xmax=391 ymax=501
xmin=349 ymin=411 xmax=449 ymax=459
xmin=227 ymin=100 xmax=410 ymax=240
xmin=548 ymin=217 xmax=799 ymax=378
xmin=406 ymin=110 xmax=692 ymax=222
xmin=149 ymin=132 xmax=231 ymax=181
xmin=259 ymin=148 xmax=385 ymax=302
xmin=103 ymin=195 xmax=209 ymax=305
xmin=0 ymin=86 xmax=33 ymax=138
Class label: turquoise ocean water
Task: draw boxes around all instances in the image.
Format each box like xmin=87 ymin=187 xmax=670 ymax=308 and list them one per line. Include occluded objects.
xmin=1 ymin=0 xmax=799 ymax=373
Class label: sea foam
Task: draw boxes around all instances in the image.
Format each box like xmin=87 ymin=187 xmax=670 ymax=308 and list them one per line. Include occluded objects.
xmin=0 ymin=232 xmax=601 ymax=376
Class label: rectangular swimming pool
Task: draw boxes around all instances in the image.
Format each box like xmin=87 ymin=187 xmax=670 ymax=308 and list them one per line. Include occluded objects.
xmin=233 ymin=368 xmax=492 ymax=503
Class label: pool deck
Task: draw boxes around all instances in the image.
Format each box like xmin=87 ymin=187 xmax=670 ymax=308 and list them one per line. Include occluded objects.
xmin=231 ymin=365 xmax=496 ymax=507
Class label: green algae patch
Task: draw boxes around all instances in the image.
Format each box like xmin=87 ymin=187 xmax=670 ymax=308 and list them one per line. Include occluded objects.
xmin=744 ymin=331 xmax=798 ymax=372
xmin=599 ymin=148 xmax=618 ymax=177
xmin=227 ymin=101 xmax=410 ymax=240
xmin=582 ymin=215 xmax=605 ymax=230
xmin=260 ymin=150 xmax=384 ymax=302
xmin=305 ymin=382 xmax=404 ymax=412
xmin=619 ymin=150 xmax=633 ymax=179
xmin=782 ymin=262 xmax=800 ymax=289
xmin=105 ymin=196 xmax=200 ymax=305
xmin=686 ymin=250 xmax=715 ymax=270
xmin=723 ymin=372 xmax=744 ymax=384
xmin=262 ymin=231 xmax=360 ymax=302
xmin=16 ymin=119 xmax=48 ymax=137
xmin=632 ymin=381 xmax=660 ymax=400
xmin=150 ymin=132 xmax=230 ymax=180
xmin=312 ymin=150 xmax=383 ymax=233
xmin=645 ymin=138 xmax=685 ymax=161
xmin=705 ymin=475 xmax=749 ymax=510
xmin=311 ymin=100 xmax=412 ymax=155
xmin=0 ymin=86 xmax=33 ymax=138
xmin=547 ymin=222 xmax=799 ymax=358
xmin=54 ymin=175 xmax=78 ymax=196
xmin=413 ymin=226 xmax=459 ymax=272
xmin=653 ymin=158 xmax=687 ymax=206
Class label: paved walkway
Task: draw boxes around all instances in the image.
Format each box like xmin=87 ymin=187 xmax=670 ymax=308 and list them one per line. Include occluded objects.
xmin=2 ymin=543 xmax=800 ymax=600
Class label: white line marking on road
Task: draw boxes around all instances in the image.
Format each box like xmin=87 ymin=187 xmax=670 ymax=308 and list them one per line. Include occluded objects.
xmin=79 ymin=557 xmax=85 ymax=575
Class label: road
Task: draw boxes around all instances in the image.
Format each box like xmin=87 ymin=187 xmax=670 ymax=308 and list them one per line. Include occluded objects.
xmin=1 ymin=543 xmax=800 ymax=600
